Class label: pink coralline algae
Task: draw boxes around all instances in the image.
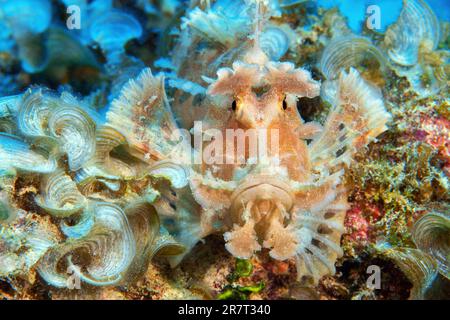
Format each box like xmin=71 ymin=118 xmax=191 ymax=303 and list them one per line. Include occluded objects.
xmin=344 ymin=207 xmax=370 ymax=243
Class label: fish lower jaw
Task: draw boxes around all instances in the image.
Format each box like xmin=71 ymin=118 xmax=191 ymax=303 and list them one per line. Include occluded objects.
xmin=230 ymin=175 xmax=294 ymax=222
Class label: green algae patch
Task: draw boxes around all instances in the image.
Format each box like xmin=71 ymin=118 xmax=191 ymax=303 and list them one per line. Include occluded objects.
xmin=218 ymin=259 xmax=265 ymax=300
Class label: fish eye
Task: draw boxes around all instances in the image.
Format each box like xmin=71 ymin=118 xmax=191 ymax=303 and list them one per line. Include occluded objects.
xmin=282 ymin=97 xmax=288 ymax=110
xmin=231 ymin=100 xmax=237 ymax=111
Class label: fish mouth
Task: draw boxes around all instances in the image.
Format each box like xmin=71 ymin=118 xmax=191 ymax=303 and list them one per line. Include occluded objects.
xmin=230 ymin=175 xmax=294 ymax=222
